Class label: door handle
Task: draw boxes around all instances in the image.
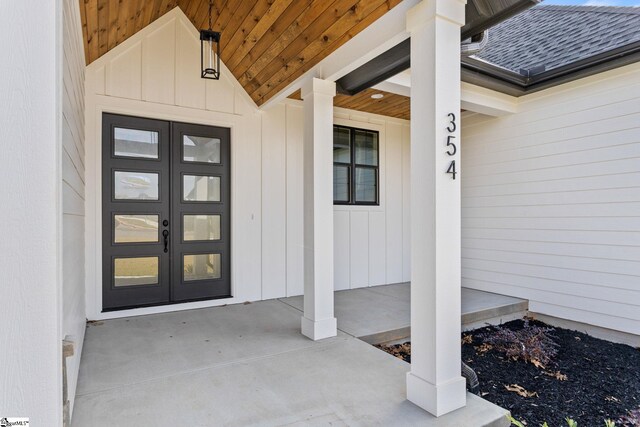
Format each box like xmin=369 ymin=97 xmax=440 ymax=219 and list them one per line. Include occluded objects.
xmin=163 ymin=229 xmax=169 ymax=253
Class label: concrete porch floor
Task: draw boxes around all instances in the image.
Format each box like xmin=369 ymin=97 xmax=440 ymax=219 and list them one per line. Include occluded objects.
xmin=73 ymin=285 xmax=524 ymax=426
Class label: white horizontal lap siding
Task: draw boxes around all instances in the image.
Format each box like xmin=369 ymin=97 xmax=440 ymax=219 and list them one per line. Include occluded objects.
xmin=1 ymin=1 xmax=60 ymax=422
xmin=62 ymin=0 xmax=86 ymax=415
xmin=461 ymin=63 xmax=640 ymax=336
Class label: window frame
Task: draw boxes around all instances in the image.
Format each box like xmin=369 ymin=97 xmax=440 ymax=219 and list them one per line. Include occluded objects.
xmin=333 ymin=125 xmax=380 ymax=206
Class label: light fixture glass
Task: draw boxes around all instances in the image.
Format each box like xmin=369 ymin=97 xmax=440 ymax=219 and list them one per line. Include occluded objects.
xmin=200 ymin=1 xmax=220 ymax=80
xmin=371 ymin=93 xmax=384 ymax=99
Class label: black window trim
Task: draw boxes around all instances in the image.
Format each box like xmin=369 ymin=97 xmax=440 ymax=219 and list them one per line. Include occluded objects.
xmin=333 ymin=124 xmax=380 ymax=206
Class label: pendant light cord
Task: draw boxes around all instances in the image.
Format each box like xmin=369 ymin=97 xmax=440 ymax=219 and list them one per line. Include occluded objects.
xmin=208 ymin=0 xmax=213 ymax=31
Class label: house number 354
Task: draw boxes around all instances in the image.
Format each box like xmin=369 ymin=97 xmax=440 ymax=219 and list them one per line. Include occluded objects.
xmin=446 ymin=113 xmax=457 ymax=180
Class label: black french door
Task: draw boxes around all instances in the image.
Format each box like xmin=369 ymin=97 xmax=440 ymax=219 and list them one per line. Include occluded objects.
xmin=102 ymin=113 xmax=231 ymax=311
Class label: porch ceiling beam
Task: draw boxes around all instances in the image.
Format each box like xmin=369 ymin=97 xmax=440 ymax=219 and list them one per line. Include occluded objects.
xmin=337 ymin=39 xmax=410 ymax=96
xmin=330 ymin=0 xmax=539 ymax=98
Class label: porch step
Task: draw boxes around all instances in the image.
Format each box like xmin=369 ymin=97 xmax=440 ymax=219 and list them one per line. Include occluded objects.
xmin=461 ymin=288 xmax=528 ymax=332
xmin=359 ymin=326 xmax=411 ymax=345
xmin=358 ymin=288 xmax=528 ymax=345
xmin=280 ymin=284 xmax=528 ymax=343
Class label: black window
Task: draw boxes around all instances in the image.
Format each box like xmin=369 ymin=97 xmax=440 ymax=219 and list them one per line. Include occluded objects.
xmin=333 ymin=125 xmax=379 ymax=205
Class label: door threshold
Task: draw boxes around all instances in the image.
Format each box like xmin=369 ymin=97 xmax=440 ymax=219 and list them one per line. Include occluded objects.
xmin=102 ymin=294 xmax=233 ymax=313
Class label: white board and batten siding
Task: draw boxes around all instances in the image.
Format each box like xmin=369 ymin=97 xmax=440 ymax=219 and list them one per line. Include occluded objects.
xmin=85 ymin=8 xmax=263 ymax=319
xmin=332 ymin=110 xmax=411 ymax=290
xmin=261 ymin=105 xmax=410 ymax=297
xmin=461 ymin=62 xmax=640 ymax=336
xmin=85 ymin=7 xmax=410 ymax=319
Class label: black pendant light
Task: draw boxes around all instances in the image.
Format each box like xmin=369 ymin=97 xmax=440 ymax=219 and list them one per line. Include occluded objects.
xmin=200 ymin=0 xmax=220 ymax=80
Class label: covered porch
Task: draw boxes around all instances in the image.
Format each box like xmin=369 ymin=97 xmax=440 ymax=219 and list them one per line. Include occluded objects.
xmin=73 ymin=0 xmax=518 ymax=419
xmin=72 ymin=285 xmax=524 ymax=426
xmin=0 ymin=0 xmax=557 ymax=424
xmin=2 ymin=0 xmax=640 ymax=423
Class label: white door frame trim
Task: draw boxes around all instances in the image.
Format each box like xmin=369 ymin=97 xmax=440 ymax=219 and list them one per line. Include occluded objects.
xmin=84 ymin=95 xmax=243 ymax=320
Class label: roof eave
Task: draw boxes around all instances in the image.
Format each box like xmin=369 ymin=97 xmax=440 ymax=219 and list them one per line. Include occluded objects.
xmin=462 ymin=40 xmax=640 ymax=96
xmin=461 ymin=0 xmax=542 ymax=40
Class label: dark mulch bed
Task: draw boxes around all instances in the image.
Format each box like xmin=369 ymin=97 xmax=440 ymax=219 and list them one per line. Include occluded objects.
xmin=376 ymin=319 xmax=640 ymax=426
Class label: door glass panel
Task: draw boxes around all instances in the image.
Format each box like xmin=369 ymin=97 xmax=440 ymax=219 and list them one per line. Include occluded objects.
xmin=184 ymin=254 xmax=221 ymax=281
xmin=354 ymin=130 xmax=378 ymax=166
xmin=333 ymin=127 xmax=351 ymax=163
xmin=183 ymin=175 xmax=220 ymax=202
xmin=184 ymin=215 xmax=221 ymax=241
xmin=114 ymin=257 xmax=159 ymax=287
xmin=355 ymin=167 xmax=377 ymax=203
xmin=114 ymin=128 xmax=159 ymax=159
xmin=114 ymin=215 xmax=159 ymax=243
xmin=183 ymin=136 xmax=221 ymax=163
xmin=114 ymin=171 xmax=159 ymax=200
xmin=333 ymin=165 xmax=350 ymax=202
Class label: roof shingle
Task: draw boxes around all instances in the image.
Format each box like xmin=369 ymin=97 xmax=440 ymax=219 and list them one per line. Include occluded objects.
xmin=475 ymin=5 xmax=640 ymax=74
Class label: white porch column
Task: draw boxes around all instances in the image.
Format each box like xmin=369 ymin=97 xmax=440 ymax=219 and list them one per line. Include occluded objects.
xmin=406 ymin=0 xmax=467 ymax=417
xmin=300 ymin=77 xmax=338 ymax=341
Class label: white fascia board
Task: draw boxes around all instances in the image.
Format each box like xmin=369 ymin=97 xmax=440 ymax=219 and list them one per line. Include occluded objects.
xmin=372 ymin=81 xmax=410 ymax=97
xmin=385 ymin=69 xmax=411 ymax=87
xmin=373 ymin=74 xmax=519 ymax=117
xmin=319 ymin=0 xmax=419 ymax=81
xmin=372 ymin=69 xmax=411 ymax=96
xmin=461 ymin=81 xmax=519 ymax=116
xmin=260 ymin=0 xmax=420 ymax=110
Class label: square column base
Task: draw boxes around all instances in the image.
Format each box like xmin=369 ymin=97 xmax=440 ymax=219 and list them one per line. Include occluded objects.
xmin=301 ymin=316 xmax=337 ymax=341
xmin=406 ymin=372 xmax=466 ymax=416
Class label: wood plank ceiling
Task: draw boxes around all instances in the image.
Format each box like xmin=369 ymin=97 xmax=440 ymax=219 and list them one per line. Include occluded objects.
xmin=79 ymin=0 xmax=404 ymax=108
xmin=290 ymin=88 xmax=410 ymax=120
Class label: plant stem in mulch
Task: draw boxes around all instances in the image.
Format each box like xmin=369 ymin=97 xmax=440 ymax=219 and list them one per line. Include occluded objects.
xmin=376 ymin=319 xmax=640 ymax=426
